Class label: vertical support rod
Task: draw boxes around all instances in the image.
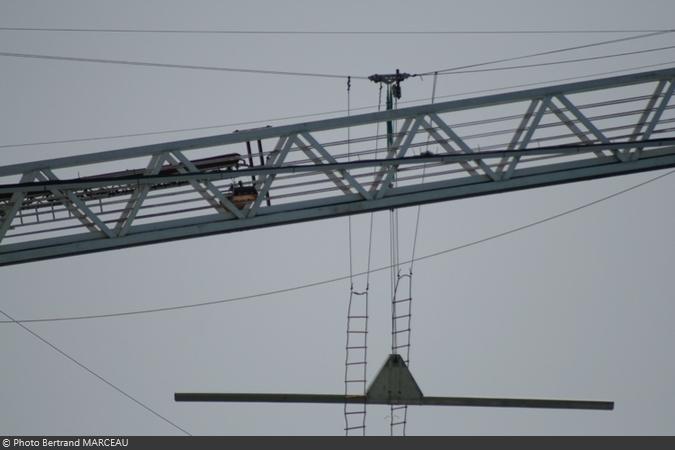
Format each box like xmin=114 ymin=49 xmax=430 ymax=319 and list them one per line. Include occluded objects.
xmin=245 ymin=141 xmax=256 ymax=183
xmin=257 ymin=139 xmax=271 ymax=207
xmin=386 ymin=86 xmax=394 ymax=151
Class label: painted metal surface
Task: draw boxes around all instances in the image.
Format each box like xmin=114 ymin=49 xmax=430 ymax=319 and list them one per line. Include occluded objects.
xmin=1 ymin=68 xmax=674 ymax=265
xmin=174 ymin=392 xmax=613 ymax=410
xmin=175 ymin=355 xmax=613 ymax=410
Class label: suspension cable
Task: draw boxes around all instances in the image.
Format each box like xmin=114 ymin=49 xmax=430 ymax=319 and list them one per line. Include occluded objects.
xmin=343 ymin=76 xmax=376 ymax=436
xmin=410 ymin=72 xmax=438 ymax=274
xmin=391 ymin=73 xmax=440 ymax=435
xmin=365 ymin=84 xmax=383 ymax=289
xmin=347 ymin=76 xmax=354 ymax=289
xmin=387 ymin=83 xmax=411 ymax=436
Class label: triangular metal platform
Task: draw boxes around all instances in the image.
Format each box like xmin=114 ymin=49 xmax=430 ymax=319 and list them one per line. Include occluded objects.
xmin=366 ymin=354 xmax=423 ymax=403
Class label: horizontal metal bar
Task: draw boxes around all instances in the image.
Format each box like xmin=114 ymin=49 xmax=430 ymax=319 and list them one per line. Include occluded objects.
xmin=420 ymin=396 xmax=614 ymax=410
xmin=174 ymin=393 xmax=613 ymax=410
xmin=4 ymin=137 xmax=674 ymax=194
xmin=3 ymin=67 xmax=673 ymax=177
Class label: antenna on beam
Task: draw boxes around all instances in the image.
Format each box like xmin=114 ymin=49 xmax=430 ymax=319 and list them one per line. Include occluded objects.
xmin=368 ymin=69 xmax=411 ymax=150
xmin=368 ymin=69 xmax=411 ymax=99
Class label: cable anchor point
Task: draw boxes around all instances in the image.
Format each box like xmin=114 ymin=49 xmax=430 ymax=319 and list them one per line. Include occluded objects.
xmin=368 ymin=69 xmax=410 ymax=99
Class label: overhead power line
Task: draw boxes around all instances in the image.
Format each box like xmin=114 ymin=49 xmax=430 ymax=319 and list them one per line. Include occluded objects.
xmin=435 ymin=44 xmax=675 ymax=75
xmin=0 ymin=51 xmax=366 ymax=80
xmin=418 ymin=30 xmax=674 ymax=75
xmin=2 ymin=167 xmax=672 ymax=324
xmin=0 ymin=30 xmax=670 ymax=86
xmin=0 ymin=27 xmax=673 ymax=35
xmin=1 ymin=27 xmax=673 ymax=35
xmin=1 ymin=60 xmax=673 ymax=151
xmin=0 ymin=307 xmax=191 ymax=435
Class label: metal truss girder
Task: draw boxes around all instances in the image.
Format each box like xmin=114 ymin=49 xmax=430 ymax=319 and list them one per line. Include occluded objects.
xmin=427 ymin=113 xmax=498 ymax=180
xmin=2 ymin=67 xmax=675 ymax=265
xmin=39 ymin=169 xmax=114 ymax=238
xmin=247 ymin=136 xmax=294 ymax=218
xmin=547 ymin=97 xmax=606 ymax=159
xmin=496 ymin=99 xmax=539 ymax=175
xmin=300 ymin=131 xmax=372 ymax=200
xmin=0 ymin=172 xmax=33 ymax=241
xmin=554 ymin=94 xmax=620 ymax=161
xmin=4 ymin=138 xmax=673 ymax=195
xmin=168 ymin=151 xmax=245 ymax=219
xmin=375 ymin=117 xmax=423 ymax=199
xmin=369 ymin=117 xmax=414 ymax=193
xmin=502 ymin=96 xmax=551 ymax=180
xmin=2 ymin=148 xmax=674 ymax=266
xmin=114 ymin=153 xmax=166 ymax=236
xmin=555 ymin=94 xmax=610 ymax=145
xmin=292 ymin=135 xmax=352 ymax=195
xmin=419 ymin=117 xmax=482 ymax=178
xmin=3 ymin=67 xmax=675 ymax=179
xmin=629 ymin=80 xmax=667 ymax=146
xmin=631 ymin=80 xmax=675 ymax=160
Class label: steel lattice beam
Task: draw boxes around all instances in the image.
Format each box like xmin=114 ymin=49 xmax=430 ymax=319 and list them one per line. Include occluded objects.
xmin=1 ymin=68 xmax=674 ymax=266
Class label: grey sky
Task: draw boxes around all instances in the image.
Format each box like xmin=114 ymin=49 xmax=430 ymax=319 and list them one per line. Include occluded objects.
xmin=1 ymin=0 xmax=675 ymax=435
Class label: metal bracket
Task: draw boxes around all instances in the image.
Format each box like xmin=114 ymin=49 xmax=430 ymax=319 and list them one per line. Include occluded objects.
xmin=366 ymin=354 xmax=423 ymax=403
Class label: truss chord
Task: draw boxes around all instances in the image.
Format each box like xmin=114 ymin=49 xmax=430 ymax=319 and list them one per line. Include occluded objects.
xmin=4 ymin=67 xmax=675 ymax=179
xmin=2 ymin=61 xmax=672 ymax=152
xmin=280 ymin=97 xmax=674 ymax=165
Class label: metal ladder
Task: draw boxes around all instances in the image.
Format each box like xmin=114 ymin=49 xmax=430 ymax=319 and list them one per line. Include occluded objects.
xmin=390 ymin=272 xmax=413 ymax=436
xmin=343 ymin=288 xmax=369 ymax=435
